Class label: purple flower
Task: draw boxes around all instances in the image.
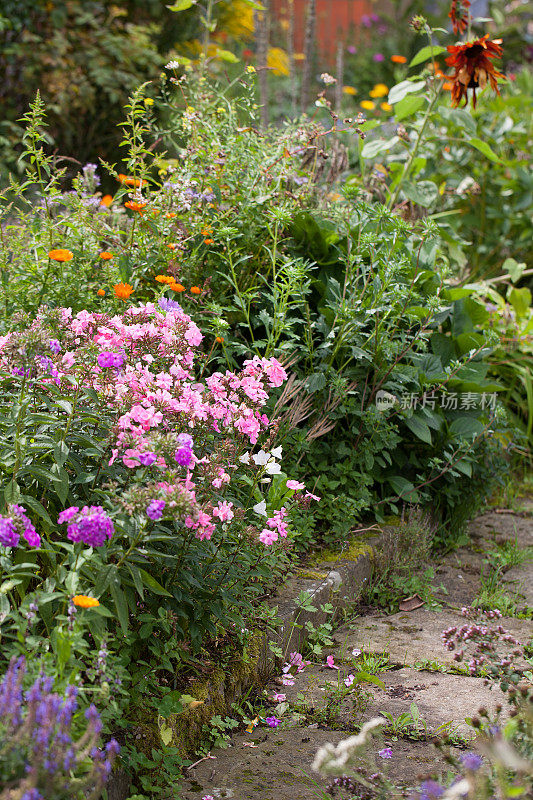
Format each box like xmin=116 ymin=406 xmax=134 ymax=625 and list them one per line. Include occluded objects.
xmin=58 ymin=506 xmax=114 ymax=547
xmin=146 ymin=500 xmax=166 ymax=521
xmin=22 ymin=791 xmax=43 ymax=800
xmin=378 ymin=747 xmax=392 ymax=758
xmin=373 ymin=53 xmax=384 ymax=62
xmin=49 ymin=339 xmax=61 ymax=354
xmin=265 ymin=716 xmax=281 ymax=728
xmin=97 ymin=351 xmax=124 ymax=369
xmin=361 ymin=14 xmax=371 ymax=27
xmin=460 ymin=752 xmax=483 ymax=771
xmin=419 ymin=780 xmax=445 ymax=800
xmin=139 ymin=451 xmax=157 ymax=466
xmin=177 ymin=433 xmax=193 ymax=448
xmin=175 ymin=447 xmax=193 ymax=466
xmin=0 ymin=517 xmax=19 ymax=548
xmin=347 ymin=45 xmax=357 ymax=54
xmin=158 ymin=297 xmax=182 ymax=312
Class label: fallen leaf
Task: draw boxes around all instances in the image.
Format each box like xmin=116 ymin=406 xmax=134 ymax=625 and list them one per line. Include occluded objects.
xmin=399 ymin=594 xmax=425 ymax=612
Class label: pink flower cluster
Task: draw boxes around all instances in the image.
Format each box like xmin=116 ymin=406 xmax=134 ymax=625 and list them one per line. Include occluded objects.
xmin=0 ymin=305 xmax=315 ymax=547
xmin=442 ymin=607 xmax=523 ymax=676
xmin=281 ymin=651 xmax=311 ymax=685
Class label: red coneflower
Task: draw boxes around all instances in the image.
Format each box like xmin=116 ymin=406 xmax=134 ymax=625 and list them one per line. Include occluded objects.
xmin=449 ymin=0 xmax=470 ymax=36
xmin=445 ymin=34 xmax=504 ymax=108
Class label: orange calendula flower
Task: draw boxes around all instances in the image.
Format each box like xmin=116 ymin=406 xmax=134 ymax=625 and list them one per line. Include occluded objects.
xmin=72 ymin=595 xmax=100 ymax=608
xmin=445 ymin=34 xmax=504 ymax=108
xmin=170 ymin=282 xmax=185 ymax=292
xmin=391 ymin=55 xmax=407 ymax=64
xmin=97 ymin=289 xmax=106 ymax=297
xmin=155 ymin=275 xmax=174 ymax=284
xmin=449 ymin=0 xmax=470 ymax=35
xmin=118 ymin=174 xmax=144 ymax=188
xmin=165 ymin=212 xmax=177 ymax=219
xmin=190 ymin=286 xmax=202 ymax=295
xmin=203 ymin=238 xmax=214 ymax=245
xmin=48 ymin=249 xmax=73 ymax=262
xmin=99 ymin=251 xmax=113 ymax=260
xmin=114 ymin=282 xmax=134 ymax=299
xmin=215 ymin=336 xmax=224 ymax=343
xmin=100 ymin=194 xmax=113 ymax=207
xmin=125 ymin=201 xmax=147 ymax=212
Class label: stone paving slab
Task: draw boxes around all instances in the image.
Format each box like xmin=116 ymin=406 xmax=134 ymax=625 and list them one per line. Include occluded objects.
xmin=503 ymin=563 xmax=533 ymax=606
xmin=181 ymin=726 xmax=461 ymax=799
xmin=469 ymin=510 xmax=532 ymax=548
xmin=333 ymin=609 xmax=532 ymax=669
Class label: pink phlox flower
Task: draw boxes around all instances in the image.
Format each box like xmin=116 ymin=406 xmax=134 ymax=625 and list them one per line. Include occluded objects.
xmin=213 ymin=501 xmax=234 ymax=522
xmin=270 ymin=692 xmax=286 ymax=702
xmin=344 ymin=674 xmax=355 ymax=687
xmin=286 ymin=480 xmax=305 ymax=491
xmin=259 ymin=528 xmax=278 ymax=545
xmin=326 ymin=656 xmax=338 ymax=670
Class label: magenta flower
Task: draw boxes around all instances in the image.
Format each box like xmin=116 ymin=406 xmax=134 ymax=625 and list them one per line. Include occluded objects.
xmin=373 ymin=53 xmax=384 ymax=62
xmin=344 ymin=674 xmax=355 ymax=687
xmin=58 ymin=506 xmax=114 ymax=547
xmin=379 ymin=747 xmax=392 ymax=759
xmin=326 ymin=656 xmax=338 ymax=670
xmin=265 ymin=716 xmax=281 ymax=728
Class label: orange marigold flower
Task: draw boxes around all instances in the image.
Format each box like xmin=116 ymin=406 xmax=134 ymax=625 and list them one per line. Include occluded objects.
xmin=215 ymin=336 xmax=224 ymax=343
xmin=445 ymin=34 xmax=504 ymax=108
xmin=170 ymin=282 xmax=185 ymax=292
xmin=118 ymin=174 xmax=144 ymax=188
xmin=391 ymin=55 xmax=407 ymax=64
xmin=72 ymin=595 xmax=100 ymax=608
xmin=99 ymin=251 xmax=113 ymax=260
xmin=449 ymin=0 xmax=470 ymax=35
xmin=114 ymin=282 xmax=134 ymax=299
xmin=97 ymin=289 xmax=106 ymax=297
xmin=100 ymin=194 xmax=113 ymax=207
xmin=165 ymin=212 xmax=177 ymax=219
xmin=155 ymin=275 xmax=173 ymax=284
xmin=48 ymin=249 xmax=73 ymax=262
xmin=167 ymin=243 xmax=177 ymax=251
xmin=203 ymin=238 xmax=214 ymax=245
xmin=125 ymin=201 xmax=147 ymax=212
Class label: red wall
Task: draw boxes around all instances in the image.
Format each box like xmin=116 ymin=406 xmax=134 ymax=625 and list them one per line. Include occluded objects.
xmin=271 ymin=0 xmax=374 ymax=57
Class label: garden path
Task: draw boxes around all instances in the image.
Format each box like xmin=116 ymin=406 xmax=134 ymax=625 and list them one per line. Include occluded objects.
xmin=181 ymin=499 xmax=532 ymax=800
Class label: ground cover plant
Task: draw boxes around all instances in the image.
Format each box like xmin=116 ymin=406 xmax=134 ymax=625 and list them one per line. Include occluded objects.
xmin=0 ymin=0 xmax=531 ymax=796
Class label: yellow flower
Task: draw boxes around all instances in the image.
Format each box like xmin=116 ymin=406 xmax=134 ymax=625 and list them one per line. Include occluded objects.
xmin=380 ymin=102 xmax=393 ymax=112
xmin=369 ymin=83 xmax=389 ymax=98
xmin=267 ymin=47 xmax=290 ymax=77
xmin=72 ymin=595 xmax=100 ymax=608
xmin=144 ymin=98 xmax=154 ymax=106
xmin=246 ymin=65 xmax=256 ymax=74
xmin=360 ymin=100 xmax=375 ymax=110
xmin=293 ymin=53 xmax=306 ymax=61
xmin=342 ymin=85 xmax=358 ymax=96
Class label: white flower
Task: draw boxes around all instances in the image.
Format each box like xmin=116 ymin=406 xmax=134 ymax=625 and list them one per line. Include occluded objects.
xmin=166 ymin=60 xmax=181 ymax=70
xmin=320 ymin=72 xmax=337 ymax=85
xmin=264 ymin=459 xmax=282 ymax=475
xmin=238 ymin=452 xmax=250 ymax=464
xmin=270 ymin=446 xmax=283 ymax=459
xmin=252 ymin=450 xmax=270 ymax=466
xmin=253 ymin=500 xmax=267 ymax=517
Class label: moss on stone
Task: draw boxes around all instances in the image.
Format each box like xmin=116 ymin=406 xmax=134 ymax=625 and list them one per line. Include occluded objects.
xmin=312 ymin=538 xmax=374 ymax=566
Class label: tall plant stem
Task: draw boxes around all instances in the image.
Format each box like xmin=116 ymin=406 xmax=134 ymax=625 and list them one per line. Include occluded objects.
xmin=387 ymin=90 xmax=440 ymax=210
xmin=255 ymin=1 xmax=270 ymax=128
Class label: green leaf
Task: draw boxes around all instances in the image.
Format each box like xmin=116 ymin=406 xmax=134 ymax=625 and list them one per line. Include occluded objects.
xmin=54 ymin=441 xmax=69 ymax=468
xmin=409 ymin=45 xmax=447 ymax=68
xmin=388 ymin=475 xmax=419 ymax=501
xmin=404 ymin=415 xmax=432 ymax=445
xmin=508 ymin=287 xmax=531 ymax=319
xmin=306 ymin=372 xmax=326 ymax=393
xmin=449 ymin=417 xmax=485 ymax=438
xmin=502 ymin=258 xmax=526 ymax=284
xmin=388 ymin=80 xmax=426 ymax=105
xmin=167 ymin=0 xmax=196 ymax=10
xmin=3 ymin=480 xmax=21 ymax=504
xmin=394 ymin=95 xmax=425 ymax=121
xmin=138 ymin=568 xmax=172 ymax=597
xmin=213 ymin=48 xmax=239 ymax=64
xmin=361 ymin=136 xmax=399 ymax=159
xmin=468 ymin=137 xmax=503 ymax=163
xmin=19 ymin=495 xmax=54 ymax=527
xmin=158 ymin=690 xmax=185 ymax=719
xmin=402 ymin=180 xmax=438 ymax=207
xmin=159 ymin=720 xmax=173 ymax=746
xmin=110 ymin=580 xmax=129 ymax=634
